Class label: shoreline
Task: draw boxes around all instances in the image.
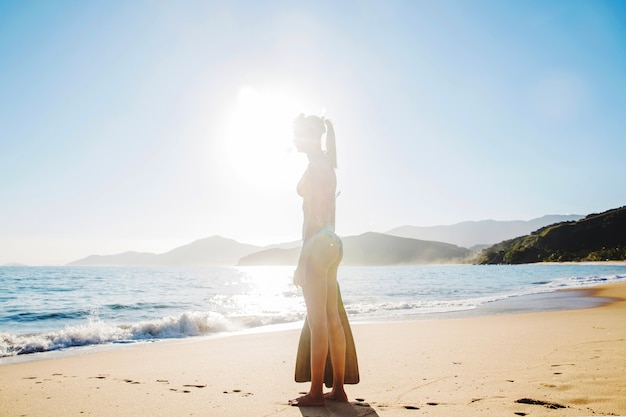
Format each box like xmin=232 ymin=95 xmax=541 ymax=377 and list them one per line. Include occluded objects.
xmin=2 ymin=280 xmax=619 ymax=366
xmin=2 ymin=282 xmax=625 ymax=416
xmin=532 ymin=260 xmax=626 ymax=266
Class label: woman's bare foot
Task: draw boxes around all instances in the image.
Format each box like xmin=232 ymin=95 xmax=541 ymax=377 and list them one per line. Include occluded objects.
xmin=289 ymin=394 xmax=325 ymax=407
xmin=324 ymin=390 xmax=348 ymax=402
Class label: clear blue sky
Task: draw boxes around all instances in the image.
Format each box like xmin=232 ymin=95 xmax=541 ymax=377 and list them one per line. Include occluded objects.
xmin=1 ymin=0 xmax=625 ymax=265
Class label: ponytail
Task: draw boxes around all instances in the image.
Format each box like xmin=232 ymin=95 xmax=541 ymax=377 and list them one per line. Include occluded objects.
xmin=324 ymin=119 xmax=337 ymax=169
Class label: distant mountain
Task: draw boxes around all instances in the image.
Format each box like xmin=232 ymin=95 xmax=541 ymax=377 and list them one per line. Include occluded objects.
xmin=387 ymin=215 xmax=583 ymax=248
xmin=69 ymin=251 xmax=159 ymax=266
xmin=68 ymin=236 xmax=261 ymax=266
xmin=68 ymin=213 xmax=596 ymax=267
xmin=342 ymin=232 xmax=470 ymax=265
xmin=238 ymin=232 xmax=470 ymax=266
xmin=155 ymin=236 xmax=260 ymax=266
xmin=238 ymin=247 xmax=299 ymax=266
xmin=477 ymin=207 xmax=626 ymax=264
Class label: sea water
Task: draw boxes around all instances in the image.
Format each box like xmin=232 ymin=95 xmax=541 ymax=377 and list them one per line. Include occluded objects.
xmin=1 ymin=264 xmax=625 ymax=359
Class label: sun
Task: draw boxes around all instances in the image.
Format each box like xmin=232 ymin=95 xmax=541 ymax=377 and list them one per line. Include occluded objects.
xmin=220 ymin=85 xmax=306 ymax=191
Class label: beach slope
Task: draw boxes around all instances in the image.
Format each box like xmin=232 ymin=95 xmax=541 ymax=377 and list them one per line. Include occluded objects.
xmin=1 ymin=283 xmax=625 ymax=416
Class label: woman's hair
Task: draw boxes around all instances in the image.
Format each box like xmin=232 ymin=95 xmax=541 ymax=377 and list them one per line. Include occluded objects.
xmin=293 ymin=113 xmax=337 ymax=169
xmin=324 ymin=119 xmax=337 ymax=169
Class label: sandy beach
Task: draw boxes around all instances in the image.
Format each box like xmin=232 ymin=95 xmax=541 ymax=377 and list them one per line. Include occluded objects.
xmin=1 ymin=282 xmax=625 ymax=417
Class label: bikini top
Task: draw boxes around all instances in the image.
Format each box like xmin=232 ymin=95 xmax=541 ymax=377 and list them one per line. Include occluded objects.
xmin=297 ymin=159 xmax=337 ymax=239
xmin=297 ymin=157 xmax=335 ymax=198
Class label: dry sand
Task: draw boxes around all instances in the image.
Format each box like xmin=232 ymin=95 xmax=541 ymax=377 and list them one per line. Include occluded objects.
xmin=1 ymin=282 xmax=625 ymax=417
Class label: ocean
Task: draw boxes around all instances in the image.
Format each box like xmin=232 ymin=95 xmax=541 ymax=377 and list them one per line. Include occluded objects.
xmin=1 ymin=264 xmax=625 ymax=360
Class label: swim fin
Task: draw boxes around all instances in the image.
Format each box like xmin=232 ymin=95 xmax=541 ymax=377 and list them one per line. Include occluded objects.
xmin=294 ymin=282 xmax=359 ymax=387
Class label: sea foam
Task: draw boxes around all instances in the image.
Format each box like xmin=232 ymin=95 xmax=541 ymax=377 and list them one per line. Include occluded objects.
xmin=0 ymin=310 xmax=240 ymax=357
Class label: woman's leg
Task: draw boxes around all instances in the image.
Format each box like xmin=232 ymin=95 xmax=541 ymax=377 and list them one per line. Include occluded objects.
xmin=324 ymin=245 xmax=347 ymax=401
xmin=291 ymin=235 xmax=341 ymax=406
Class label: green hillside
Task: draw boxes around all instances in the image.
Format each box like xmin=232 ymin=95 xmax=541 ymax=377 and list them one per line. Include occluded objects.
xmin=477 ymin=206 xmax=626 ymax=264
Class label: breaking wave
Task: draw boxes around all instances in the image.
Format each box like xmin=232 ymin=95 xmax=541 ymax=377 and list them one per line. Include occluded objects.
xmin=0 ymin=310 xmax=303 ymax=357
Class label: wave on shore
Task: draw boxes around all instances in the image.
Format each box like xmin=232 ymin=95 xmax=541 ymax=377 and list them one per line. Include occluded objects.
xmin=0 ymin=310 xmax=302 ymax=357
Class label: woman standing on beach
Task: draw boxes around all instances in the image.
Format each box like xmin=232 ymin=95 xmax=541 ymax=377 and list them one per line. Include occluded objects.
xmin=289 ymin=114 xmax=357 ymax=407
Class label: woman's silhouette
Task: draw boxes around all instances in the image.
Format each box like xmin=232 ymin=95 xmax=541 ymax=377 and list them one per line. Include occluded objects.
xmin=289 ymin=114 xmax=357 ymax=407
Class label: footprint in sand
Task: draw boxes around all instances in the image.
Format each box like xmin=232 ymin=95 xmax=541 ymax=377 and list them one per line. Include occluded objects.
xmin=170 ymin=388 xmax=192 ymax=393
xmin=167 ymin=384 xmax=206 ymax=393
xmin=123 ymin=379 xmax=141 ymax=384
xmin=183 ymin=384 xmax=207 ymax=388
xmin=223 ymin=389 xmax=253 ymax=397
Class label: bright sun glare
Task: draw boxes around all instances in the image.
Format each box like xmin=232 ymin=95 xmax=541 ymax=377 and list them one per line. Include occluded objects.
xmin=221 ymin=85 xmax=306 ymax=191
